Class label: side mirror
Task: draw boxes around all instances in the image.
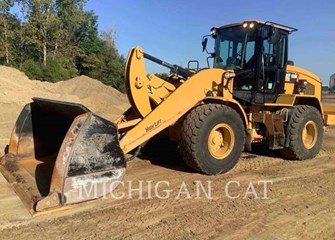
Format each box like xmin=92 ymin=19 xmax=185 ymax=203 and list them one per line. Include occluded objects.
xmin=202 ymin=37 xmax=208 ymax=52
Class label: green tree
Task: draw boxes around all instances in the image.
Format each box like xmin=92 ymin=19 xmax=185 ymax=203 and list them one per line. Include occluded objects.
xmin=1 ymin=0 xmax=126 ymax=91
xmin=74 ymin=10 xmax=103 ymax=75
xmin=0 ymin=0 xmax=16 ymax=64
xmin=76 ymin=28 xmax=125 ymax=89
xmin=20 ymin=0 xmax=57 ymax=66
xmin=54 ymin=0 xmax=87 ymax=61
xmin=99 ymin=30 xmax=125 ymax=89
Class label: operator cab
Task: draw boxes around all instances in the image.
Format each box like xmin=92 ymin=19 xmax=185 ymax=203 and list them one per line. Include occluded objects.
xmin=207 ymin=20 xmax=297 ymax=104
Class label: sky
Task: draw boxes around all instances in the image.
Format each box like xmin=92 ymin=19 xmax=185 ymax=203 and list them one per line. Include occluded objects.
xmin=84 ymin=0 xmax=335 ymax=85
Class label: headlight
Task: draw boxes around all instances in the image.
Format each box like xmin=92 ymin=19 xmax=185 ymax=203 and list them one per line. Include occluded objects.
xmin=210 ymin=27 xmax=217 ymax=36
xmin=300 ymin=79 xmax=308 ymax=88
xmin=298 ymin=79 xmax=308 ymax=89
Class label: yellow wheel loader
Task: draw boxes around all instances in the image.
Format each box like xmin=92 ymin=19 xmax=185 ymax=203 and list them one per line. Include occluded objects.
xmin=1 ymin=20 xmax=335 ymax=214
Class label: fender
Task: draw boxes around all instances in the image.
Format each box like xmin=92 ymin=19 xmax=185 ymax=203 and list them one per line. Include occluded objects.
xmin=203 ymin=97 xmax=249 ymax=129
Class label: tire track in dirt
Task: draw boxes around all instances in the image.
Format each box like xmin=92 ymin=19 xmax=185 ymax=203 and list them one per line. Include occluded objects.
xmin=0 ymin=109 xmax=334 ymax=239
xmin=1 ymin=154 xmax=335 ymax=239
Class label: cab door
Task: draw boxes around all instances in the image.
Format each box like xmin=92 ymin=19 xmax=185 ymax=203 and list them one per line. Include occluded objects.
xmin=254 ymin=31 xmax=288 ymax=103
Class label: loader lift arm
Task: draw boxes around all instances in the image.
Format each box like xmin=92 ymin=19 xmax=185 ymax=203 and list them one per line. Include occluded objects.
xmin=117 ymin=47 xmax=246 ymax=154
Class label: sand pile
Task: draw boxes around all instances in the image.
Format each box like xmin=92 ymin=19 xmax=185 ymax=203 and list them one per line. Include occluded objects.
xmin=0 ymin=65 xmax=129 ymax=153
xmin=53 ymin=76 xmax=129 ymax=117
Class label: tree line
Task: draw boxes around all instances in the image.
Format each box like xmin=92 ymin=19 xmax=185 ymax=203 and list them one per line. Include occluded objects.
xmin=0 ymin=0 xmax=125 ymax=90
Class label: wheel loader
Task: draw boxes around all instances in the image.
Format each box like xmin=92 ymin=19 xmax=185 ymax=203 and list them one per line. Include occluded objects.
xmin=1 ymin=20 xmax=335 ymax=215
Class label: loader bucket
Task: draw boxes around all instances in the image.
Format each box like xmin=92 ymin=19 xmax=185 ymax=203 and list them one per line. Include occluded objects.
xmin=0 ymin=98 xmax=126 ymax=214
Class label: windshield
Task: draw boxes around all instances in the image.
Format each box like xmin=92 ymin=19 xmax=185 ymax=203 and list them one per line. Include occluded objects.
xmin=214 ymin=26 xmax=256 ymax=70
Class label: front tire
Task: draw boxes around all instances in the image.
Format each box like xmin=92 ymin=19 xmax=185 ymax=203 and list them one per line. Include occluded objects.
xmin=280 ymin=105 xmax=323 ymax=160
xmin=179 ymin=104 xmax=245 ymax=175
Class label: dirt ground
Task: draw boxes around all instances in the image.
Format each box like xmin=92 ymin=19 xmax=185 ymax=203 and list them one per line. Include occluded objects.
xmin=0 ymin=67 xmax=335 ymax=239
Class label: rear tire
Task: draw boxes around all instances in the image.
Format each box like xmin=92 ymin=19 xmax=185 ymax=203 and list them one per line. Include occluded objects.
xmin=280 ymin=105 xmax=323 ymax=160
xmin=179 ymin=104 xmax=245 ymax=175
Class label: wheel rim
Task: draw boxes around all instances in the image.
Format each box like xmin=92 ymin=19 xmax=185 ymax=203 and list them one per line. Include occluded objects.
xmin=302 ymin=120 xmax=318 ymax=149
xmin=208 ymin=123 xmax=235 ymax=159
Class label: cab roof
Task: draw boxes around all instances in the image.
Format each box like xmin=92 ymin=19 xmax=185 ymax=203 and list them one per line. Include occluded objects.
xmin=214 ymin=20 xmax=298 ymax=33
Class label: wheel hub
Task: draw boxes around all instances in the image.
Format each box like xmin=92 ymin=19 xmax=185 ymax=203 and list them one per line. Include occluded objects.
xmin=208 ymin=123 xmax=235 ymax=159
xmin=302 ymin=120 xmax=317 ymax=149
